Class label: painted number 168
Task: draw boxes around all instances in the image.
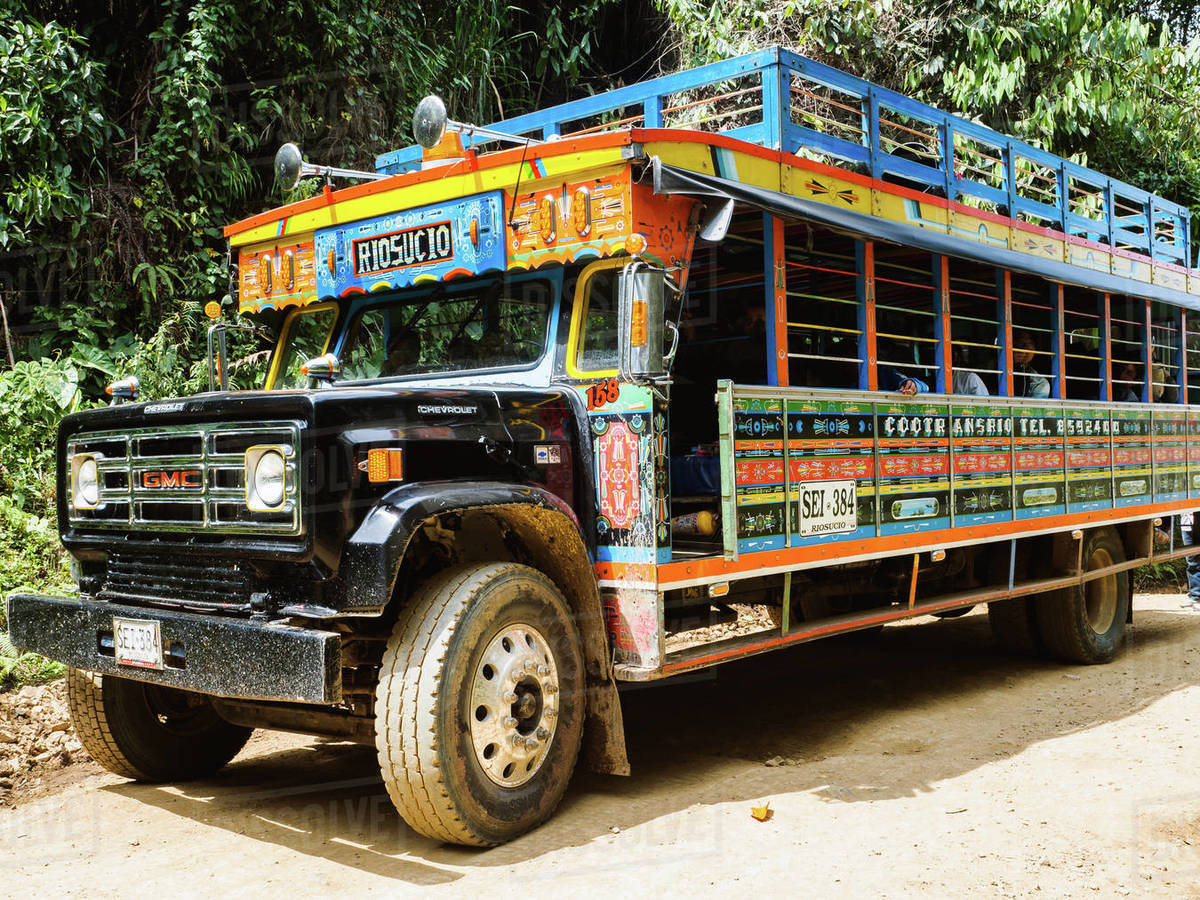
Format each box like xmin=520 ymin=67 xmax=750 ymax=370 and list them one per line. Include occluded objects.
xmin=586 ymin=378 xmax=621 ymax=410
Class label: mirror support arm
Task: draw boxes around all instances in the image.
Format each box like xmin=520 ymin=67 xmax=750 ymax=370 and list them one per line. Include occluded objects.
xmin=207 ymin=323 xmax=263 ymax=392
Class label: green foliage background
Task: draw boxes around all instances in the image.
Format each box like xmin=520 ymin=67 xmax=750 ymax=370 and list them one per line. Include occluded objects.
xmin=1 ymin=0 xmax=1199 ymax=665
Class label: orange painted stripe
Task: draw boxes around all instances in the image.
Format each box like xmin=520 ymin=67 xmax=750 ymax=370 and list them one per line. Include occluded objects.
xmin=656 ymin=496 xmax=1200 ymax=586
xmin=224 ymin=132 xmax=633 ymax=238
xmin=226 ymin=125 xmax=1194 ymax=293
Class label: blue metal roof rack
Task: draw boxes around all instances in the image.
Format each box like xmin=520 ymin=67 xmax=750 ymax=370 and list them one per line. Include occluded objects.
xmin=377 ymin=47 xmax=1191 ymax=268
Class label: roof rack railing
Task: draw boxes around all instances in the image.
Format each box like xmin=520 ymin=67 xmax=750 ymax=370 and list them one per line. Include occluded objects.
xmin=375 ymin=47 xmax=1190 ymax=268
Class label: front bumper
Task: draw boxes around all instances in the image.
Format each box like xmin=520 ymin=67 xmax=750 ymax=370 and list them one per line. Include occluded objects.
xmin=6 ymin=593 xmax=341 ymax=704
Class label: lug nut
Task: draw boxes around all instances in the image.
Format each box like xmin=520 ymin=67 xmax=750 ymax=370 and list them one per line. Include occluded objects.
xmin=523 ymin=658 xmax=538 ymax=673
xmin=502 ymin=691 xmax=518 ymax=703
xmin=544 ymin=682 xmax=559 ymax=694
xmin=510 ymin=734 xmax=525 ymax=747
xmin=524 ymin=737 xmax=539 ymax=750
xmin=536 ymin=727 xmax=549 ymax=740
xmin=537 ymin=664 xmax=551 ymax=676
xmin=502 ymin=715 xmax=518 ymax=728
xmin=544 ymin=707 xmax=558 ymax=719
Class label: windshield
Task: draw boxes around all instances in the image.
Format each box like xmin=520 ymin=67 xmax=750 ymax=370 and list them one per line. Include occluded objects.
xmin=330 ymin=271 xmax=558 ymax=381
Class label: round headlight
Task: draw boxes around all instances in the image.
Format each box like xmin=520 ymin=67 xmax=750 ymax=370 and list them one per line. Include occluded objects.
xmin=253 ymin=450 xmax=286 ymax=509
xmin=76 ymin=457 xmax=99 ymax=508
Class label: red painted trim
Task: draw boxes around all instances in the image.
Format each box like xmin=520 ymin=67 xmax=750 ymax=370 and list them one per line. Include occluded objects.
xmin=225 ymin=125 xmax=1196 ymax=292
xmin=939 ymin=255 xmax=952 ymax=387
xmin=1111 ymin=244 xmax=1156 ymax=263
xmin=1102 ymin=292 xmax=1113 ymax=398
xmin=770 ymin=215 xmax=788 ymax=386
xmin=1145 ymin=297 xmax=1154 ymax=399
xmin=864 ymin=241 xmax=878 ymax=391
xmin=1066 ymin=233 xmax=1113 ymax=251
xmin=224 ymin=132 xmax=634 ymax=238
xmin=1054 ymin=284 xmax=1066 ymax=399
xmin=656 ymin=496 xmax=1200 ymax=586
xmin=1003 ymin=272 xmax=1014 ymax=397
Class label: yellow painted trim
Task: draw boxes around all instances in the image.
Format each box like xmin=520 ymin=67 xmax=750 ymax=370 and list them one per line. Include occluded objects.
xmin=566 ymin=257 xmax=628 ymax=379
xmin=265 ymin=301 xmax=338 ymax=390
xmin=228 ymin=152 xmax=628 ymax=247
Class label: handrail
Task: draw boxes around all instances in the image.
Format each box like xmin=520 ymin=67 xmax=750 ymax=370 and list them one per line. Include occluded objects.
xmin=375 ymin=46 xmax=1192 ymax=269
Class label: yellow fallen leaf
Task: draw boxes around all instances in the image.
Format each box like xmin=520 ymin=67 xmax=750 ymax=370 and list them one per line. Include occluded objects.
xmin=750 ymin=802 xmax=773 ymax=822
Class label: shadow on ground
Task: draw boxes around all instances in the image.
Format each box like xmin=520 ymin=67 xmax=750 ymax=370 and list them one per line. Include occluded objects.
xmin=106 ymin=606 xmax=1200 ymax=882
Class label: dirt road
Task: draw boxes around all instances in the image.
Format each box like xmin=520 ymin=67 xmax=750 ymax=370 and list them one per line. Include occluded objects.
xmin=3 ymin=593 xmax=1200 ymax=896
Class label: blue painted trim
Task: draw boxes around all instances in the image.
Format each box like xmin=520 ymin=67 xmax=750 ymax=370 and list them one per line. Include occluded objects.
xmin=374 ymin=45 xmax=1190 ymax=267
xmin=996 ymin=269 xmax=1011 ymax=397
xmin=856 ymin=241 xmax=871 ymax=391
xmin=1048 ymin=283 xmax=1063 ymax=399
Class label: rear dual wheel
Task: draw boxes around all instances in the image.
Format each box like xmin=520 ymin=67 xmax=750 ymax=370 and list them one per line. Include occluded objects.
xmin=1037 ymin=528 xmax=1129 ymax=664
xmin=988 ymin=528 xmax=1129 ymax=664
xmin=374 ymin=563 xmax=584 ymax=846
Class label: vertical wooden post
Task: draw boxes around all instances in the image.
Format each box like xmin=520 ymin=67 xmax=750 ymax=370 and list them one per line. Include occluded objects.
xmin=857 ymin=241 xmax=877 ymax=390
xmin=934 ymin=255 xmax=951 ymax=393
xmin=763 ymin=213 xmax=788 ymax=387
xmin=1099 ymin=293 xmax=1112 ymax=401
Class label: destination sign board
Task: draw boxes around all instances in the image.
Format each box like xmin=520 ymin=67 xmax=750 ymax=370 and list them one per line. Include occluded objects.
xmin=315 ymin=191 xmax=505 ymax=298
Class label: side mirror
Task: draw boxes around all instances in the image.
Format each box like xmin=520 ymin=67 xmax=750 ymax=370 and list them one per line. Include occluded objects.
xmin=617 ymin=261 xmax=667 ymax=381
xmin=300 ymin=353 xmax=340 ymax=385
xmin=207 ymin=322 xmax=265 ymax=392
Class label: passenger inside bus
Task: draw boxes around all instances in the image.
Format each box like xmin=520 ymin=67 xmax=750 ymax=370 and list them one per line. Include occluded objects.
xmin=1012 ymin=331 xmax=1050 ymax=398
xmin=876 ymin=337 xmax=929 ymax=395
xmin=1115 ymin=362 xmax=1141 ymax=402
xmin=951 ymin=346 xmax=989 ymax=396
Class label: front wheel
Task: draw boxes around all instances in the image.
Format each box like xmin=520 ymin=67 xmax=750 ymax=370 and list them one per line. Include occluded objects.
xmin=374 ymin=563 xmax=585 ymax=846
xmin=1036 ymin=527 xmax=1130 ymax=664
xmin=66 ymin=669 xmax=252 ymax=781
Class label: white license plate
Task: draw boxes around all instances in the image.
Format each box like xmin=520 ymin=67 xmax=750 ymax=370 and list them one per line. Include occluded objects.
xmin=113 ymin=617 xmax=163 ymax=670
xmin=797 ymin=479 xmax=858 ymax=537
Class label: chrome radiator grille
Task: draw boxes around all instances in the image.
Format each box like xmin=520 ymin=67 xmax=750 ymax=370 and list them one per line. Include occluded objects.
xmin=66 ymin=420 xmax=302 ymax=535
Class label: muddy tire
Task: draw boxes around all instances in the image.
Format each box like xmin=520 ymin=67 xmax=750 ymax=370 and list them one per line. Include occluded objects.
xmin=988 ymin=598 xmax=1042 ymax=655
xmin=1036 ymin=528 xmax=1130 ymax=664
xmin=66 ymin=668 xmax=252 ymax=781
xmin=374 ymin=563 xmax=585 ymax=846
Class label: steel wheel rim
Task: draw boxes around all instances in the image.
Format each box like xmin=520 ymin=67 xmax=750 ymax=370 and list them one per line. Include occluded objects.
xmin=1085 ymin=547 xmax=1118 ymax=634
xmin=141 ymin=684 xmax=219 ymax=736
xmin=468 ymin=622 xmax=559 ymax=788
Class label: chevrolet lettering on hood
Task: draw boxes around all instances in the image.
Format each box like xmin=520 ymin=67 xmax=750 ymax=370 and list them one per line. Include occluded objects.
xmin=417 ymin=404 xmax=478 ymax=415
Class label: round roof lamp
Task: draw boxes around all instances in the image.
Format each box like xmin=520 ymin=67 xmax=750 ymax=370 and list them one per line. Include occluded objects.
xmin=413 ymin=95 xmax=448 ymax=149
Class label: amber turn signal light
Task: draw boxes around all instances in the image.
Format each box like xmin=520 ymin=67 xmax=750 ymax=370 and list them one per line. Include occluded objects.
xmin=367 ymin=447 xmax=404 ymax=483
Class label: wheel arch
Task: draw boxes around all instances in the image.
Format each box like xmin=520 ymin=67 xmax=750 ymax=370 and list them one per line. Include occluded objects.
xmin=338 ymin=481 xmax=629 ymax=776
